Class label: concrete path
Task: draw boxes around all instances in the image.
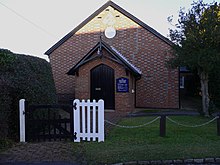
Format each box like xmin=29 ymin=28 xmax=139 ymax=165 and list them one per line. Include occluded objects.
xmin=0 ymin=142 xmax=80 ymax=165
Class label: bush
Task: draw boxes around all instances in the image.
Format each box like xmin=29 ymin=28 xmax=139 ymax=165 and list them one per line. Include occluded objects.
xmin=0 ymin=138 xmax=14 ymax=152
xmin=209 ymin=65 xmax=220 ymax=112
xmin=0 ymin=49 xmax=57 ymax=140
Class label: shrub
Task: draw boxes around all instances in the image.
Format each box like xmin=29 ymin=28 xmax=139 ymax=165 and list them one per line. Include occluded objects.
xmin=209 ymin=65 xmax=220 ymax=113
xmin=0 ymin=49 xmax=57 ymax=140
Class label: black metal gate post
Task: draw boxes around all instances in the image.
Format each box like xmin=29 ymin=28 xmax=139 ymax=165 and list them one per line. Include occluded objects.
xmin=160 ymin=115 xmax=166 ymax=137
xmin=217 ymin=114 xmax=220 ymax=136
xmin=24 ymin=100 xmax=30 ymax=142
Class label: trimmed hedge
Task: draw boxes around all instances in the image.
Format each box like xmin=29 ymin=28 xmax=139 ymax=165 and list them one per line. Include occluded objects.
xmin=0 ymin=49 xmax=57 ymax=140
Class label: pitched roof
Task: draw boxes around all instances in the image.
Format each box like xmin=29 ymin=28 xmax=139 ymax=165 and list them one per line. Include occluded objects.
xmin=67 ymin=40 xmax=141 ymax=79
xmin=45 ymin=1 xmax=173 ymax=55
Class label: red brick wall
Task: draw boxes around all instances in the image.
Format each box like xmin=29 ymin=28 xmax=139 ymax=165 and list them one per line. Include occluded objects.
xmin=48 ymin=6 xmax=179 ymax=109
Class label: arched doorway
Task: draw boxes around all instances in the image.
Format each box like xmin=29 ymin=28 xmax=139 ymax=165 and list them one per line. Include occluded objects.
xmin=90 ymin=64 xmax=115 ymax=109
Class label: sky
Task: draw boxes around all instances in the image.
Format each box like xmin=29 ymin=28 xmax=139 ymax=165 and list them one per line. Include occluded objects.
xmin=0 ymin=0 xmax=218 ymax=61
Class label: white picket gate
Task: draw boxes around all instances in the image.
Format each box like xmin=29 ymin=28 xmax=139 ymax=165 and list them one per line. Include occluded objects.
xmin=73 ymin=99 xmax=104 ymax=142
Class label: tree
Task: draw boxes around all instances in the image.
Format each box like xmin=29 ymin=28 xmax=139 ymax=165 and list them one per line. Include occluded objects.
xmin=168 ymin=0 xmax=220 ymax=116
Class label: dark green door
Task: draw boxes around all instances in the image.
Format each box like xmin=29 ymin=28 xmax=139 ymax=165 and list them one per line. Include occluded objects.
xmin=90 ymin=64 xmax=115 ymax=109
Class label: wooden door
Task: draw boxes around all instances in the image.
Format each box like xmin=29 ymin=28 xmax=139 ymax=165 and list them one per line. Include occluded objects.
xmin=90 ymin=64 xmax=115 ymax=109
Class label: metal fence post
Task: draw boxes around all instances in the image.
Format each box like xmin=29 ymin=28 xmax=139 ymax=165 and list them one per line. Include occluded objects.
xmin=160 ymin=115 xmax=166 ymax=137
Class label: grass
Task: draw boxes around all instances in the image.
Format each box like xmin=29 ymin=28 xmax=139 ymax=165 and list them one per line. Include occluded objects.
xmin=75 ymin=116 xmax=220 ymax=164
xmin=0 ymin=138 xmax=14 ymax=152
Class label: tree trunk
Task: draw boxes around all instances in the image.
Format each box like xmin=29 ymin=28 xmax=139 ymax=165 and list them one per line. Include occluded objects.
xmin=199 ymin=72 xmax=210 ymax=116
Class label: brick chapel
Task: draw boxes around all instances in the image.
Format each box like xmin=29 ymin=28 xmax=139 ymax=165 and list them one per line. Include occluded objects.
xmin=45 ymin=1 xmax=179 ymax=114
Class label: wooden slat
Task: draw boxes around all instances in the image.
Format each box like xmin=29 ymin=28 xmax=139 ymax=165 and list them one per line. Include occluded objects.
xmin=92 ymin=100 xmax=96 ymax=141
xmin=87 ymin=99 xmax=91 ymax=141
xmin=98 ymin=99 xmax=104 ymax=142
xmin=82 ymin=100 xmax=86 ymax=141
xmin=74 ymin=99 xmax=80 ymax=142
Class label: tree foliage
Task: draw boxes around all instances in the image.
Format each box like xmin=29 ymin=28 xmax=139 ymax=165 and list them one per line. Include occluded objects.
xmin=0 ymin=49 xmax=15 ymax=68
xmin=168 ymin=0 xmax=220 ymax=116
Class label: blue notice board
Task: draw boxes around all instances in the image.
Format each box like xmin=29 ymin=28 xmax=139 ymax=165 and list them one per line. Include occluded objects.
xmin=116 ymin=77 xmax=129 ymax=92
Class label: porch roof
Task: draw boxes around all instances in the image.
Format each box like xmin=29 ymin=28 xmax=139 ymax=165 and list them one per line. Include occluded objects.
xmin=67 ymin=40 xmax=141 ymax=79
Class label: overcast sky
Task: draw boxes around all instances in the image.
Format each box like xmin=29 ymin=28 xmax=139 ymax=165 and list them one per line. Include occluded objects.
xmin=0 ymin=0 xmax=217 ymax=61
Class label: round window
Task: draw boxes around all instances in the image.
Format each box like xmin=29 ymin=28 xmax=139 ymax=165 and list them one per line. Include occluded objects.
xmin=104 ymin=27 xmax=116 ymax=39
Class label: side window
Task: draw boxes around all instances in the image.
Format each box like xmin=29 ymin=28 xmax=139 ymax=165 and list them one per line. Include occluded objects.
xmin=180 ymin=76 xmax=185 ymax=89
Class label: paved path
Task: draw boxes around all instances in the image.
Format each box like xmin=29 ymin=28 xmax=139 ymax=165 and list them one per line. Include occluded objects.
xmin=0 ymin=142 xmax=80 ymax=165
xmin=1 ymin=162 xmax=79 ymax=165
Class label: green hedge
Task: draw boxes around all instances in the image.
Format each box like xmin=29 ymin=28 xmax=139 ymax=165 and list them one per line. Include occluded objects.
xmin=209 ymin=67 xmax=220 ymax=112
xmin=0 ymin=49 xmax=57 ymax=140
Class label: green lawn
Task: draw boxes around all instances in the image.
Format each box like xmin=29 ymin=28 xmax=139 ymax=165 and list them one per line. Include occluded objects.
xmin=75 ymin=116 xmax=220 ymax=164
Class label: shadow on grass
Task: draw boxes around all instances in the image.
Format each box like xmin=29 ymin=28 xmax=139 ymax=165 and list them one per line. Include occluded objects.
xmin=76 ymin=116 xmax=220 ymax=164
